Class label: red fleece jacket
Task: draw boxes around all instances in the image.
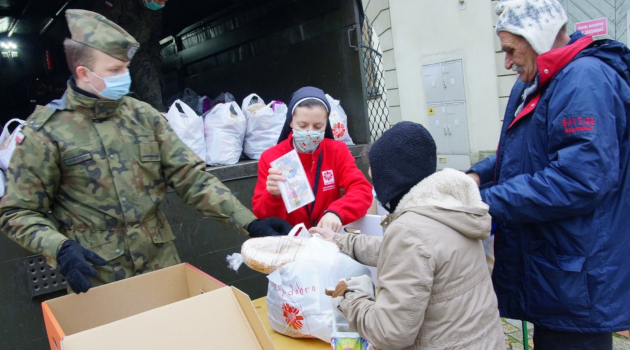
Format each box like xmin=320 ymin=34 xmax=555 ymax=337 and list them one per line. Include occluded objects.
xmin=253 ymin=134 xmax=372 ymax=228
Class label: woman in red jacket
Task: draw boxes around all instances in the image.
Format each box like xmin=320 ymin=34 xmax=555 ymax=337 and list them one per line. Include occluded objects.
xmin=253 ymin=87 xmax=372 ymax=231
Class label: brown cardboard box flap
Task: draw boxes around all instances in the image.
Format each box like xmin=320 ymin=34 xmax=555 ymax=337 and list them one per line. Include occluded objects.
xmin=42 ymin=264 xmax=274 ymax=350
xmin=46 ymin=264 xmax=191 ymax=336
xmin=60 ymin=286 xmax=272 ymax=349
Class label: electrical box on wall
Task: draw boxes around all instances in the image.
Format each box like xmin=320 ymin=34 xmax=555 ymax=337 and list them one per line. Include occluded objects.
xmin=422 ymin=59 xmax=471 ymax=170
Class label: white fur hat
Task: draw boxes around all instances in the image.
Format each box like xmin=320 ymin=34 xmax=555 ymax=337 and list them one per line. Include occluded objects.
xmin=495 ymin=0 xmax=568 ymax=54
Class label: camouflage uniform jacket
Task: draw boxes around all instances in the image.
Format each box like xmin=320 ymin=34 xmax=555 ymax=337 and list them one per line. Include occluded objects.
xmin=0 ymin=81 xmax=256 ymax=269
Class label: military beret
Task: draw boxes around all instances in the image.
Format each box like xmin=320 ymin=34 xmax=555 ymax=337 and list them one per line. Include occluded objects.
xmin=65 ymin=9 xmax=140 ymax=62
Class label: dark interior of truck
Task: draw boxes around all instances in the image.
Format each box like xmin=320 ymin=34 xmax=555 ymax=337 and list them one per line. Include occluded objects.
xmin=0 ymin=0 xmax=370 ymax=144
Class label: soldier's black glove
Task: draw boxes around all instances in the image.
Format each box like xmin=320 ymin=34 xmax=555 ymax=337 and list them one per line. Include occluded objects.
xmin=56 ymin=240 xmax=108 ymax=293
xmin=247 ymin=218 xmax=293 ymax=237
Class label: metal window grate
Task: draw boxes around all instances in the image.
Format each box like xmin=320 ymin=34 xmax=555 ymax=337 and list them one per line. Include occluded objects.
xmin=23 ymin=255 xmax=67 ymax=297
xmin=360 ymin=16 xmax=391 ymax=142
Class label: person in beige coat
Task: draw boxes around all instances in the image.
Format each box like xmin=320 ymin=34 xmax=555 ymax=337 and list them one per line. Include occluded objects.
xmin=311 ymin=122 xmax=505 ymax=350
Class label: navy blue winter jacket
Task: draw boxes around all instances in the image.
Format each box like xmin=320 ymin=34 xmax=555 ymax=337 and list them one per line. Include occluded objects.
xmin=470 ymin=32 xmax=630 ymax=332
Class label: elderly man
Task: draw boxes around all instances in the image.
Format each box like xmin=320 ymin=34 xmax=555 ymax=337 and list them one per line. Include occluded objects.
xmin=468 ymin=0 xmax=630 ymax=349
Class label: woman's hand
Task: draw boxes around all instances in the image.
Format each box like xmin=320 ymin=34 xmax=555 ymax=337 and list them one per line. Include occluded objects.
xmin=325 ymin=280 xmax=349 ymax=298
xmin=309 ymin=226 xmax=337 ymax=242
xmin=325 ymin=280 xmax=350 ymax=315
xmin=467 ymin=172 xmax=481 ymax=186
xmin=316 ymin=212 xmax=342 ymax=232
xmin=324 ymin=275 xmax=374 ymax=298
xmin=266 ymin=168 xmax=286 ymax=197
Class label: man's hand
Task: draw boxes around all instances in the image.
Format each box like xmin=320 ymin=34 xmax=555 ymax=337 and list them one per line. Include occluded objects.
xmin=266 ymin=168 xmax=286 ymax=197
xmin=247 ymin=217 xmax=292 ymax=237
xmin=467 ymin=172 xmax=481 ymax=186
xmin=317 ymin=212 xmax=342 ymax=232
xmin=56 ymin=240 xmax=108 ymax=293
xmin=308 ymin=226 xmax=337 ymax=242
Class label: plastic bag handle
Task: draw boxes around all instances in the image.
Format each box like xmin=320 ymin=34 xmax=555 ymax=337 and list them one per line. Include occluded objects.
xmin=172 ymin=100 xmax=199 ymax=119
xmin=1 ymin=119 xmax=25 ymax=139
xmin=244 ymin=93 xmax=263 ymax=108
xmin=331 ymin=298 xmax=339 ymax=331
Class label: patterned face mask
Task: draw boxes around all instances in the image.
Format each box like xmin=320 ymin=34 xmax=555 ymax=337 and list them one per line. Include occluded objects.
xmin=293 ymin=129 xmax=324 ymax=153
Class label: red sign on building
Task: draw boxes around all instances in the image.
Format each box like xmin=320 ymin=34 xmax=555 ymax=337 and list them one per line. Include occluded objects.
xmin=575 ymin=18 xmax=608 ymax=37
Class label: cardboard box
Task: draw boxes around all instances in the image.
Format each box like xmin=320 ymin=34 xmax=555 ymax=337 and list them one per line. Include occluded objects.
xmin=42 ymin=263 xmax=274 ymax=350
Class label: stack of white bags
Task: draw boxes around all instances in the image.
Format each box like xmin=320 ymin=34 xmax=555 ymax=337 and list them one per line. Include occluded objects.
xmin=0 ymin=118 xmax=26 ymax=197
xmin=165 ymin=92 xmax=353 ymax=166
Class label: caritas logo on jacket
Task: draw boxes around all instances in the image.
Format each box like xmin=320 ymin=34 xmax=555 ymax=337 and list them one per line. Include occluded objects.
xmin=322 ymin=170 xmax=335 ymax=191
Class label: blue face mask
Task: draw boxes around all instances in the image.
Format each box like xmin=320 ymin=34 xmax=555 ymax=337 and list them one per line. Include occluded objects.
xmin=145 ymin=0 xmax=165 ymax=10
xmin=87 ymin=69 xmax=131 ymax=100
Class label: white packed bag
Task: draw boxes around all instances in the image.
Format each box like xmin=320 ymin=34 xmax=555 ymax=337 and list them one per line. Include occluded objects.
xmin=0 ymin=171 xmax=5 ymax=197
xmin=266 ymin=235 xmax=371 ymax=343
xmin=0 ymin=118 xmax=26 ymax=171
xmin=242 ymin=94 xmax=286 ymax=160
xmin=204 ymin=101 xmax=246 ymax=166
xmin=242 ymin=93 xmax=266 ymax=119
xmin=325 ymin=94 xmax=354 ymax=145
xmin=331 ymin=302 xmax=378 ymax=350
xmin=341 ymin=215 xmax=384 ymax=287
xmin=166 ymin=100 xmax=206 ymax=161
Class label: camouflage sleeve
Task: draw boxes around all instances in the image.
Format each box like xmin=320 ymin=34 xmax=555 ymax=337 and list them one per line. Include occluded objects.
xmin=0 ymin=123 xmax=67 ymax=267
xmin=154 ymin=113 xmax=256 ymax=235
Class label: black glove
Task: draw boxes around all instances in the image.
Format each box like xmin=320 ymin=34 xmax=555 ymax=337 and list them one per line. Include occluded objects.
xmin=247 ymin=218 xmax=293 ymax=237
xmin=56 ymin=240 xmax=108 ymax=293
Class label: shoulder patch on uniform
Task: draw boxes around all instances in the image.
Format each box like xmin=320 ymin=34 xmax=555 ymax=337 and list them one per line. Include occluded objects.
xmin=64 ymin=152 xmax=92 ymax=166
xmin=27 ymin=106 xmax=57 ymax=131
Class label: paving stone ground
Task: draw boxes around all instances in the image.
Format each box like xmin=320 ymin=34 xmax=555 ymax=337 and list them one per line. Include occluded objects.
xmin=502 ymin=319 xmax=630 ymax=350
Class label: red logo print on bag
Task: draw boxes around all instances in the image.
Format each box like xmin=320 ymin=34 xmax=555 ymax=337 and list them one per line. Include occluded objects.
xmin=282 ymin=303 xmax=305 ymax=330
xmin=332 ymin=122 xmax=346 ymax=139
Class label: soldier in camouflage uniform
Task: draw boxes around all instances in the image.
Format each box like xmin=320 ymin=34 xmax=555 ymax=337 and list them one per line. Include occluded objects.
xmin=0 ymin=9 xmax=290 ymax=293
xmin=90 ymin=0 xmax=166 ymax=112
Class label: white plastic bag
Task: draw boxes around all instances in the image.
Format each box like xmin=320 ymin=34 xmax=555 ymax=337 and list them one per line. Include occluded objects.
xmin=226 ymin=223 xmax=310 ymax=273
xmin=325 ymin=94 xmax=354 ymax=145
xmin=0 ymin=171 xmax=5 ymax=197
xmin=242 ymin=94 xmax=266 ymax=118
xmin=331 ymin=305 xmax=377 ymax=350
xmin=0 ymin=118 xmax=26 ymax=171
xmin=341 ymin=215 xmax=385 ymax=287
xmin=203 ymin=102 xmax=247 ymax=166
xmin=166 ymin=100 xmax=206 ymax=161
xmin=242 ymin=94 xmax=286 ymax=160
xmin=266 ymin=235 xmax=371 ymax=342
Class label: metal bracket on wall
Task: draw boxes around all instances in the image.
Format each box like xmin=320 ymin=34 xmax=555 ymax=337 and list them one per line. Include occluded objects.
xmin=23 ymin=255 xmax=67 ymax=297
xmin=347 ymin=25 xmax=358 ymax=51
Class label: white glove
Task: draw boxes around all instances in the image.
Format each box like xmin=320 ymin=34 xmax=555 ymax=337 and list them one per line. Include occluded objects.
xmin=344 ymin=274 xmax=375 ymax=298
